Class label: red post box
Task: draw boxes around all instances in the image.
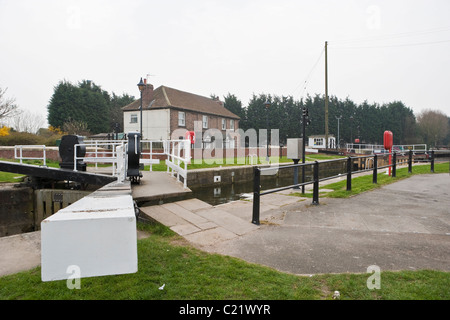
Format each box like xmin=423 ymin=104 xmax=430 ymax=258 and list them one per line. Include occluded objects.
xmin=185 ymin=131 xmax=195 ymax=144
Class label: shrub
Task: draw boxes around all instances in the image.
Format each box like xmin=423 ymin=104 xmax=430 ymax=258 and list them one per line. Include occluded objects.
xmin=0 ymin=126 xmax=11 ymax=137
xmin=0 ymin=131 xmax=46 ymax=146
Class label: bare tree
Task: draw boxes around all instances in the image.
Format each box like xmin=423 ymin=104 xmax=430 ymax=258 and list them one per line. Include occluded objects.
xmin=417 ymin=109 xmax=449 ymax=148
xmin=10 ymin=108 xmax=46 ymax=134
xmin=62 ymin=118 xmax=90 ymax=136
xmin=0 ymin=87 xmax=18 ymax=121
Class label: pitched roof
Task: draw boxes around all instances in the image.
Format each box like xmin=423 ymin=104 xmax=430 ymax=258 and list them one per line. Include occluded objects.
xmin=122 ymin=85 xmax=240 ymax=120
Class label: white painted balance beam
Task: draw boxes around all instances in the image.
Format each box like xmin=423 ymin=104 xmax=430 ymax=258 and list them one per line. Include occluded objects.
xmin=41 ymin=182 xmax=138 ymax=282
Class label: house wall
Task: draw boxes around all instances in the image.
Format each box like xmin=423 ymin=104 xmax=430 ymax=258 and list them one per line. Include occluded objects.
xmin=124 ymin=108 xmax=239 ymax=141
xmin=123 ymin=109 xmax=170 ymax=140
xmin=309 ymin=136 xmax=336 ymax=149
xmin=169 ymin=109 xmax=239 ymax=138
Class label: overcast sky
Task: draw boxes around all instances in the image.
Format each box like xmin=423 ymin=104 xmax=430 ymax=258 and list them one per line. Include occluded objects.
xmin=1 ymin=0 xmax=449 ymax=127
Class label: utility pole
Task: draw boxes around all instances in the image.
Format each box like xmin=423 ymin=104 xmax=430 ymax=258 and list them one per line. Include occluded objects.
xmin=301 ymin=106 xmax=310 ymax=194
xmin=336 ymin=115 xmax=342 ymax=149
xmin=325 ymin=41 xmax=329 ymax=150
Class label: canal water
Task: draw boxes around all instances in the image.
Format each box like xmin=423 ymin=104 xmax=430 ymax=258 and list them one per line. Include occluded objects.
xmin=190 ymin=175 xmax=310 ymax=206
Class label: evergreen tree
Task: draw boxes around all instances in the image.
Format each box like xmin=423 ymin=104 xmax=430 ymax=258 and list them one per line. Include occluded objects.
xmin=47 ymin=80 xmax=134 ymax=135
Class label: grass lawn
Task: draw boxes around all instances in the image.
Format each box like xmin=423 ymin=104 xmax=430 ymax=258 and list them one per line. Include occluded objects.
xmin=147 ymin=154 xmax=346 ymax=171
xmin=0 ymin=221 xmax=449 ymax=300
xmin=291 ymin=162 xmax=449 ymax=199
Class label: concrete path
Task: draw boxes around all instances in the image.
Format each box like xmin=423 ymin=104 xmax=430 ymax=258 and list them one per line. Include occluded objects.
xmin=0 ymin=231 xmax=41 ymax=277
xmin=203 ymin=174 xmax=450 ymax=275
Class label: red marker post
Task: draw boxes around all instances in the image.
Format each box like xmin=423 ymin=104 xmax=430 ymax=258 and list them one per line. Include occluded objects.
xmin=185 ymin=131 xmax=195 ymax=164
xmin=383 ymin=130 xmax=393 ymax=176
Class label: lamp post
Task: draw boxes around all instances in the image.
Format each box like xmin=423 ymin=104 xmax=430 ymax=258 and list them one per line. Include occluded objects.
xmin=264 ymin=100 xmax=271 ymax=162
xmin=137 ymin=77 xmax=145 ymax=139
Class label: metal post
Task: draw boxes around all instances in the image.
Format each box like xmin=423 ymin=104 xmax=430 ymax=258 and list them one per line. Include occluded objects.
xmin=346 ymin=157 xmax=352 ymax=191
xmin=302 ymin=107 xmax=307 ymax=194
xmin=140 ymin=90 xmax=143 ymax=139
xmin=293 ymin=159 xmax=299 ymax=189
xmin=408 ymin=150 xmax=413 ymax=173
xmin=252 ymin=167 xmax=261 ymax=225
xmin=312 ymin=161 xmax=319 ymax=205
xmin=430 ymin=150 xmax=435 ymax=173
xmin=373 ymin=154 xmax=378 ymax=184
xmin=392 ymin=152 xmax=397 ymax=178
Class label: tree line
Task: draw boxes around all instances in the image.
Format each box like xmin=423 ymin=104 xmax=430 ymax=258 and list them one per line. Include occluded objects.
xmin=223 ymin=93 xmax=450 ymax=148
xmin=4 ymin=79 xmax=445 ymax=148
xmin=47 ymin=80 xmax=134 ymax=135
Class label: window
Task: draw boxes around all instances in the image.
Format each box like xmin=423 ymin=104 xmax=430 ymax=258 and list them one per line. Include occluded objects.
xmin=230 ymin=120 xmax=234 ymax=130
xmin=178 ymin=112 xmax=185 ymax=126
xmin=202 ymin=115 xmax=208 ymax=129
xmin=130 ymin=114 xmax=138 ymax=124
xmin=222 ymin=118 xmax=226 ymax=130
xmin=314 ymin=138 xmax=323 ymax=146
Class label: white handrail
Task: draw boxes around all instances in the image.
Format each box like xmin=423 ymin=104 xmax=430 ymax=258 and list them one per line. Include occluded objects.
xmin=346 ymin=143 xmax=427 ymax=154
xmin=165 ymin=139 xmax=190 ymax=188
xmin=73 ymin=139 xmax=191 ymax=187
xmin=14 ymin=145 xmax=47 ymax=166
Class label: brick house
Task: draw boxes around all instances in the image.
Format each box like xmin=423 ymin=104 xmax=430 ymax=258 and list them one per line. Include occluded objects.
xmin=122 ymin=82 xmax=240 ymax=148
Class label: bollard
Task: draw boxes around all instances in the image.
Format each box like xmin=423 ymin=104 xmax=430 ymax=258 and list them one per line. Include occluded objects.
xmin=373 ymin=154 xmax=378 ymax=184
xmin=431 ymin=150 xmax=435 ymax=173
xmin=408 ymin=150 xmax=413 ymax=173
xmin=293 ymin=159 xmax=300 ymax=189
xmin=252 ymin=167 xmax=261 ymax=225
xmin=346 ymin=157 xmax=352 ymax=191
xmin=392 ymin=152 xmax=397 ymax=178
xmin=312 ymin=161 xmax=319 ymax=205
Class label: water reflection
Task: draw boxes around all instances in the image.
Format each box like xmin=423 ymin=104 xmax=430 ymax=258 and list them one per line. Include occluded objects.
xmin=191 ymin=175 xmax=311 ymax=206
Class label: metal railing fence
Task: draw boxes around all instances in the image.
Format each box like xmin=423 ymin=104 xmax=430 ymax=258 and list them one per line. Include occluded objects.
xmin=252 ymin=150 xmax=450 ymax=225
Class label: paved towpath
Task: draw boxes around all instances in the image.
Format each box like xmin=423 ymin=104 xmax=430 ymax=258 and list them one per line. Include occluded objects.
xmin=196 ymin=174 xmax=450 ymax=275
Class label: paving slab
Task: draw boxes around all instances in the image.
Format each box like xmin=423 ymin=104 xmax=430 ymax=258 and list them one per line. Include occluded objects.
xmin=161 ymin=202 xmax=210 ymax=227
xmin=184 ymin=227 xmax=238 ymax=247
xmin=195 ymin=207 xmax=259 ymax=236
xmin=170 ymin=224 xmax=201 ymax=236
xmin=139 ymin=205 xmax=187 ymax=227
xmin=175 ymin=198 xmax=213 ymax=212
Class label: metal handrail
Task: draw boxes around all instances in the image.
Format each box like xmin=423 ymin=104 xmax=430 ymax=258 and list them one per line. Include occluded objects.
xmin=251 ymin=150 xmax=450 ymax=225
xmin=14 ymin=145 xmax=47 ymax=166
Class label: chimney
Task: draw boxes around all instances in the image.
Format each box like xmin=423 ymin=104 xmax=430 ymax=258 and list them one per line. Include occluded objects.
xmin=213 ymin=96 xmax=224 ymax=107
xmin=141 ymin=82 xmax=154 ymax=108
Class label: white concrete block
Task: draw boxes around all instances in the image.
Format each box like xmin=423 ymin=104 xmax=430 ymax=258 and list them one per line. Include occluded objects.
xmin=41 ymin=193 xmax=138 ymax=282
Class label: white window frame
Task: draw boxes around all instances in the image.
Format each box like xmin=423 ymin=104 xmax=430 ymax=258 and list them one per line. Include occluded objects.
xmin=221 ymin=118 xmax=226 ymax=130
xmin=230 ymin=120 xmax=234 ymax=130
xmin=178 ymin=111 xmax=185 ymax=126
xmin=130 ymin=114 xmax=138 ymax=124
xmin=202 ymin=115 xmax=208 ymax=129
xmin=314 ymin=138 xmax=323 ymax=146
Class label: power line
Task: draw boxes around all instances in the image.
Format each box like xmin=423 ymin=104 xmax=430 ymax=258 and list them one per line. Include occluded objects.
xmin=330 ymin=38 xmax=450 ymax=49
xmin=329 ymin=25 xmax=450 ymax=46
xmin=292 ymin=47 xmax=325 ymax=99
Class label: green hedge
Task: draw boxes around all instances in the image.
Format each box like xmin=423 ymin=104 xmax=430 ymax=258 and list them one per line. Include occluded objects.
xmin=0 ymin=132 xmax=61 ymax=146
